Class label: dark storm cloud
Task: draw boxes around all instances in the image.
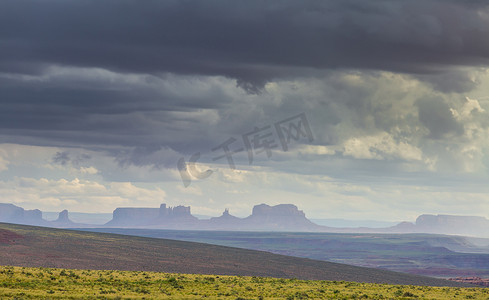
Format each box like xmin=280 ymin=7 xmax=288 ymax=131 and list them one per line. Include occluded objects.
xmin=1 ymin=0 xmax=489 ymax=88
xmin=1 ymin=0 xmax=489 ymax=165
xmin=0 ymin=70 xmax=228 ymax=151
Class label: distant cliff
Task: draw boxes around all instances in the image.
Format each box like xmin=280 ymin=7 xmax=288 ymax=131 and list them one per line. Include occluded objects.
xmin=2 ymin=202 xmax=489 ymax=236
xmin=0 ymin=202 xmax=323 ymax=231
xmin=0 ymin=203 xmax=86 ymax=228
xmin=104 ymin=203 xmax=325 ymax=231
xmin=105 ymin=207 xmax=160 ymax=227
xmin=242 ymin=204 xmax=323 ymax=231
xmin=105 ymin=204 xmax=198 ymax=228
xmin=415 ymin=214 xmax=489 ymax=237
xmin=204 ymin=208 xmax=244 ymax=229
xmin=51 ymin=209 xmax=76 ymax=227
xmin=0 ymin=203 xmax=48 ymax=226
xmin=386 ymin=214 xmax=489 ymax=237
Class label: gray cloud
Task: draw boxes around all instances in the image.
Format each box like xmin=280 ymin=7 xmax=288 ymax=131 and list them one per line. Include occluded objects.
xmin=52 ymin=151 xmax=70 ymax=166
xmin=414 ymin=70 xmax=480 ymax=93
xmin=3 ymin=0 xmax=489 ymax=220
xmin=52 ymin=150 xmax=91 ymax=167
xmin=417 ymin=97 xmax=464 ymax=139
xmin=0 ymin=70 xmax=228 ymax=152
xmin=1 ymin=0 xmax=489 ymax=177
xmin=1 ymin=0 xmax=489 ymax=89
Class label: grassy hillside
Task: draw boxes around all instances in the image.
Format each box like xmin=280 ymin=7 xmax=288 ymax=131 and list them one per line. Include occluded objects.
xmin=0 ymin=223 xmax=472 ymax=287
xmin=0 ymin=266 xmax=487 ymax=299
xmin=89 ymin=228 xmax=489 ymax=278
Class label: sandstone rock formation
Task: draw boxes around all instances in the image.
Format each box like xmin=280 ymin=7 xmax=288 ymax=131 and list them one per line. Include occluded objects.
xmin=204 ymin=208 xmax=244 ymax=229
xmin=104 ymin=203 xmax=323 ymax=231
xmin=105 ymin=207 xmax=160 ymax=227
xmin=243 ymin=204 xmax=323 ymax=231
xmin=415 ymin=214 xmax=489 ymax=237
xmin=386 ymin=214 xmax=489 ymax=237
xmin=0 ymin=203 xmax=48 ymax=226
xmin=56 ymin=210 xmax=70 ymax=222
xmin=51 ymin=209 xmax=76 ymax=227
xmin=105 ymin=204 xmax=198 ymax=228
xmin=2 ymin=201 xmax=488 ymax=236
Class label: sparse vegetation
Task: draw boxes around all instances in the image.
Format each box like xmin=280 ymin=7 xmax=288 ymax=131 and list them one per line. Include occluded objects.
xmin=0 ymin=223 xmax=476 ymax=287
xmin=0 ymin=265 xmax=487 ymax=299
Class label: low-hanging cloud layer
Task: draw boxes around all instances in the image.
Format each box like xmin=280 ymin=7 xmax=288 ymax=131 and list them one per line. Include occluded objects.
xmin=1 ymin=0 xmax=489 ymax=220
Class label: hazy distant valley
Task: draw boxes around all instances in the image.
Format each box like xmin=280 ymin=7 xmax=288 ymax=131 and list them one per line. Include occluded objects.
xmin=85 ymin=228 xmax=489 ymax=279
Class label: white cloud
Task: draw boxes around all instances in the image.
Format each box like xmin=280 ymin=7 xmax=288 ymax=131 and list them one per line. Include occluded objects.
xmin=295 ymin=145 xmax=336 ymax=156
xmin=177 ymin=185 xmax=203 ymax=196
xmin=0 ymin=149 xmax=8 ymax=172
xmin=461 ymin=96 xmax=485 ymax=117
xmin=79 ymin=166 xmax=98 ymax=175
xmin=0 ymin=177 xmax=166 ymax=213
xmin=342 ymin=132 xmax=423 ymax=161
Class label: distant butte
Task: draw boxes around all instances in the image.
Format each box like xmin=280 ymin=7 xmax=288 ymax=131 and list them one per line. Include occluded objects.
xmin=104 ymin=203 xmax=322 ymax=231
xmin=1 ymin=202 xmax=489 ymax=237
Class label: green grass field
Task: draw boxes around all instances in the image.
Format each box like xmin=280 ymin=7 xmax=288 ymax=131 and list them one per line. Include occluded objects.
xmin=0 ymin=265 xmax=487 ymax=299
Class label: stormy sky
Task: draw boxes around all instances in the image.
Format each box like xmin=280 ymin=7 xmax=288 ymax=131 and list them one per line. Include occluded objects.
xmin=2 ymin=0 xmax=489 ymax=221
